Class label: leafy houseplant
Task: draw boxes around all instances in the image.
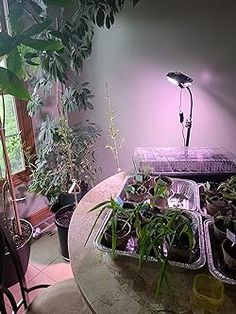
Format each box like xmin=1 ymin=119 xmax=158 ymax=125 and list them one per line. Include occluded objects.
xmin=0 ymin=0 xmax=142 ymax=261
xmin=125 ymin=184 xmax=147 ymax=203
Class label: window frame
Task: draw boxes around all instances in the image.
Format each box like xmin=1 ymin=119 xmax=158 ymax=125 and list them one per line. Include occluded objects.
xmin=0 ymin=1 xmax=36 ymax=187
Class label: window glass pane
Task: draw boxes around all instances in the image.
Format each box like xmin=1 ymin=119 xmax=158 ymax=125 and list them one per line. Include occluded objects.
xmin=0 ymin=85 xmax=25 ymax=177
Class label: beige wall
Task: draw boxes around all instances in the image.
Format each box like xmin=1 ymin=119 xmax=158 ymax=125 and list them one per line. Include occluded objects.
xmin=71 ymin=0 xmax=236 ymax=182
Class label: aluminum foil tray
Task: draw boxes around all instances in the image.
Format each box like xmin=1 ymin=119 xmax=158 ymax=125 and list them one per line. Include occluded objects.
xmin=118 ymin=175 xmax=199 ymax=211
xmin=204 ymin=220 xmax=236 ymax=285
xmin=94 ymin=210 xmax=206 ymax=270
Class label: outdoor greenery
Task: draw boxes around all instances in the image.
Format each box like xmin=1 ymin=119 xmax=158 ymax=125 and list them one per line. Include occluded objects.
xmin=0 ymin=93 xmax=24 ymax=177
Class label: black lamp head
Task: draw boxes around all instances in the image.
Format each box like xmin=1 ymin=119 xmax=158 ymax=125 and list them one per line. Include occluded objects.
xmin=167 ymin=72 xmax=193 ymax=88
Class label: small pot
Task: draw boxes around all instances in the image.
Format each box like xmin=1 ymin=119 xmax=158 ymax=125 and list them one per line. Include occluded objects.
xmin=221 ymin=238 xmax=236 ymax=271
xmin=213 ymin=217 xmax=230 ymax=243
xmin=140 ymin=174 xmax=152 ymax=188
xmin=125 ymin=184 xmax=147 ymax=203
xmin=206 ymin=196 xmax=230 ymax=216
xmin=104 ymin=219 xmax=132 ymax=250
xmin=148 ymin=187 xmax=168 ymax=208
xmin=153 ymin=176 xmax=173 ymax=189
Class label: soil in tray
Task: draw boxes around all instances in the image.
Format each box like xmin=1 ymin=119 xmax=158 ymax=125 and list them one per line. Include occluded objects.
xmin=6 ymin=220 xmax=32 ymax=251
xmin=210 ymin=226 xmax=236 ymax=280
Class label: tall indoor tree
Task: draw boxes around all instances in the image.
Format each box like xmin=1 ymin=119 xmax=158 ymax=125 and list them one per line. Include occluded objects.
xmin=0 ymin=0 xmax=142 ymax=233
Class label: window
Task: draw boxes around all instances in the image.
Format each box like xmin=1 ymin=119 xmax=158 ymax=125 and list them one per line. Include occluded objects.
xmin=0 ymin=0 xmax=35 ymax=186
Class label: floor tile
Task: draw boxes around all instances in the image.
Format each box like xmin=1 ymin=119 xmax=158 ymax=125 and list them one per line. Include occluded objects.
xmin=30 ymin=232 xmax=60 ymax=271
xmin=5 ymin=272 xmax=56 ymax=312
xmin=42 ymin=256 xmax=74 ymax=282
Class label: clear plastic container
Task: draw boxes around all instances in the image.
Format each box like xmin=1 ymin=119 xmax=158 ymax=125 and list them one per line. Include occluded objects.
xmin=192 ymin=274 xmax=224 ymax=312
xmin=133 ymin=146 xmax=236 ymax=174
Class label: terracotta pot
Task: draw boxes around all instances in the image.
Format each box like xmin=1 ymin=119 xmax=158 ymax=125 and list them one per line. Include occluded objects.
xmin=104 ymin=219 xmax=132 ymax=250
xmin=221 ymin=238 xmax=236 ymax=271
xmin=125 ymin=184 xmax=147 ymax=203
xmin=206 ymin=196 xmax=230 ymax=216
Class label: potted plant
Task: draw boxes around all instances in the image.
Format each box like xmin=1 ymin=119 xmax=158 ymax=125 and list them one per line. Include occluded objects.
xmin=218 ymin=176 xmax=236 ymax=201
xmin=137 ymin=209 xmax=194 ymax=297
xmin=213 ymin=215 xmax=233 ymax=243
xmin=204 ymin=181 xmax=221 ymax=197
xmin=125 ymin=184 xmax=147 ymax=203
xmin=165 ymin=211 xmax=194 ymax=263
xmin=133 ymin=165 xmax=154 ymax=188
xmin=85 ymin=197 xmax=133 ymax=257
xmin=153 ymin=175 xmax=173 ymax=190
xmin=148 ymin=178 xmax=170 ymax=208
xmin=0 ymin=0 xmax=142 ymax=261
xmin=206 ymin=195 xmax=230 ymax=216
xmin=221 ymin=239 xmax=236 ymax=272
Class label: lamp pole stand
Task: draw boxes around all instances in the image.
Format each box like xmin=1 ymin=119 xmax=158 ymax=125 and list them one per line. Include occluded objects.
xmin=185 ymin=86 xmax=193 ymax=147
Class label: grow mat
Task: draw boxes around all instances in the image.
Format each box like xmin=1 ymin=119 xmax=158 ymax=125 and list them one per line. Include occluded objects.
xmin=204 ymin=220 xmax=236 ymax=285
xmin=94 ymin=209 xmax=206 ymax=271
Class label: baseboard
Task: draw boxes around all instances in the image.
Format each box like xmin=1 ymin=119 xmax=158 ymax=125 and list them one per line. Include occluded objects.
xmin=27 ymin=206 xmax=52 ymax=226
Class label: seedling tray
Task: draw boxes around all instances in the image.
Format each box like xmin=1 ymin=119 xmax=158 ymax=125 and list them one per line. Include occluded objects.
xmin=94 ymin=209 xmax=206 ymax=270
xmin=119 ymin=175 xmax=200 ymax=212
xmin=204 ymin=220 xmax=236 ymax=285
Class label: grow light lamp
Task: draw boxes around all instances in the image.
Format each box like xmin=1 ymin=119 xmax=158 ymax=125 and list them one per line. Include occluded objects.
xmin=166 ymin=71 xmax=194 ymax=147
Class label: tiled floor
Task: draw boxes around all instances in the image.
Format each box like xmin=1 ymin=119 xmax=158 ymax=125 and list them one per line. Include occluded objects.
xmin=6 ymin=232 xmax=73 ymax=313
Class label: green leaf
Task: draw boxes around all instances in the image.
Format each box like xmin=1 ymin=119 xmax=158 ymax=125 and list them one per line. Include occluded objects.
xmin=6 ymin=48 xmax=23 ymax=78
xmin=23 ymin=18 xmax=52 ymax=37
xmin=22 ymin=38 xmax=63 ymax=51
xmin=96 ymin=8 xmax=105 ymax=27
xmin=9 ymin=2 xmax=25 ymax=34
xmin=0 ymin=67 xmax=31 ymax=100
xmin=0 ymin=33 xmax=21 ymax=57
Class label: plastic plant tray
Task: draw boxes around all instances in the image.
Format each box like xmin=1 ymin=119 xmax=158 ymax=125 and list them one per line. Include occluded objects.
xmin=119 ymin=175 xmax=200 ymax=212
xmin=204 ymin=220 xmax=236 ymax=285
xmin=94 ymin=209 xmax=206 ymax=271
xmin=133 ymin=146 xmax=236 ymax=174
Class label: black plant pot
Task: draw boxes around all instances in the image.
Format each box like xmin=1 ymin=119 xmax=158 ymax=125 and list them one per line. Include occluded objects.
xmin=55 ymin=204 xmax=75 ymax=261
xmin=5 ymin=219 xmax=33 ymax=288
xmin=59 ymin=191 xmax=82 ymax=208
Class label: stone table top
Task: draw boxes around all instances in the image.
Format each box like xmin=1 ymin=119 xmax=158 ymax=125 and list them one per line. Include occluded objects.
xmin=68 ymin=172 xmax=236 ymax=314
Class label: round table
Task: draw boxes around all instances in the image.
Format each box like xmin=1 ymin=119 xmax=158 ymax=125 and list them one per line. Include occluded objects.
xmin=69 ymin=172 xmax=236 ymax=314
